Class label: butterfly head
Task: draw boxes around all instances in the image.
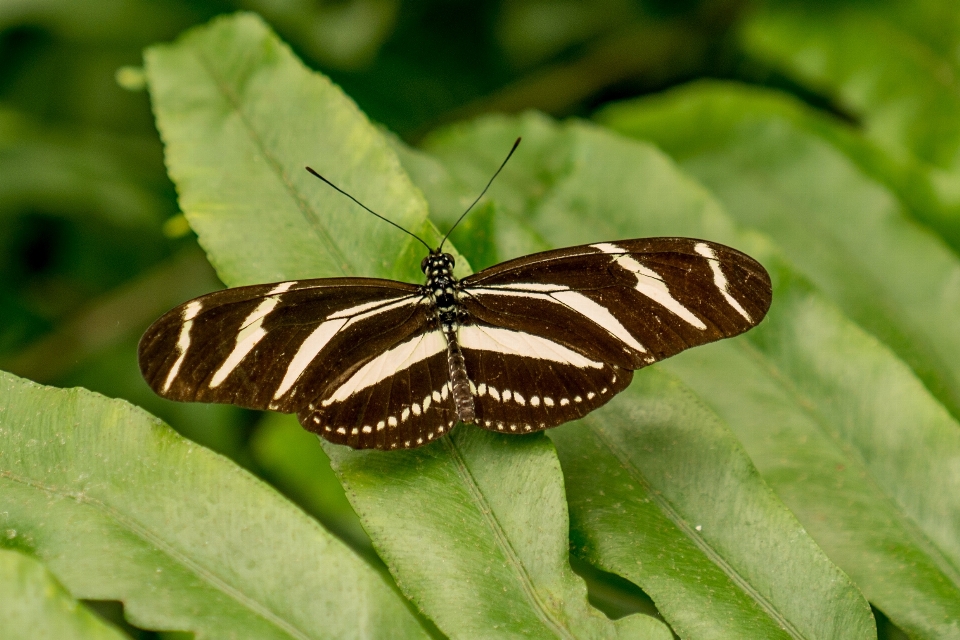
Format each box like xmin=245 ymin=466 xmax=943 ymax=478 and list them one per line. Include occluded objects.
xmin=421 ymin=251 xmax=455 ymax=277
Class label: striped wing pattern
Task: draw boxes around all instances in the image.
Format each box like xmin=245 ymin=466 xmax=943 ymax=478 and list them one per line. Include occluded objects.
xmin=298 ymin=335 xmax=459 ymax=450
xmin=139 ymin=238 xmax=772 ymax=450
xmin=460 ymin=323 xmax=634 ymax=434
xmin=139 ymin=278 xmax=424 ymax=411
xmin=457 ymin=238 xmax=771 ymax=436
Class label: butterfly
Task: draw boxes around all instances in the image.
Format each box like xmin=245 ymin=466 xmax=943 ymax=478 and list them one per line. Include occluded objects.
xmin=139 ymin=139 xmax=772 ymax=450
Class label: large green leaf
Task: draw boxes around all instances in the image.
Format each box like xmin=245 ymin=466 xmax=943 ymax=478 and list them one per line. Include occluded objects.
xmin=146 ymin=12 xmax=437 ymax=286
xmin=326 ymin=425 xmax=669 ymax=639
xmin=409 ymin=114 xmax=875 ymax=639
xmin=598 ymin=81 xmax=960 ymax=425
xmin=417 ymin=113 xmax=960 ymax=639
xmin=0 ymin=548 xmax=128 ymax=640
xmin=145 ymin=13 xmax=670 ymax=638
xmin=249 ymin=413 xmax=375 ymax=562
xmin=552 ymin=367 xmax=871 ymax=640
xmin=661 ymin=273 xmax=960 ymax=640
xmin=0 ymin=371 xmax=427 ymax=639
xmin=738 ymin=3 xmax=960 ymax=248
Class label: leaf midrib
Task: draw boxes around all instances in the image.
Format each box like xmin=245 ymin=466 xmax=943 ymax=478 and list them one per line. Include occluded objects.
xmin=736 ymin=337 xmax=960 ymax=590
xmin=441 ymin=436 xmax=578 ymax=640
xmin=0 ymin=470 xmax=317 ymax=640
xmin=583 ymin=418 xmax=807 ymax=640
xmin=191 ymin=47 xmax=353 ymax=278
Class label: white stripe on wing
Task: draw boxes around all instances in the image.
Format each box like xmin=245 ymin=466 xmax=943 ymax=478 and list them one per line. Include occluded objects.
xmin=273 ymin=295 xmax=419 ymax=400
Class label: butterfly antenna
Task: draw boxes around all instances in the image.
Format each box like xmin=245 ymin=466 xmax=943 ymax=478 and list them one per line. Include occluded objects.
xmin=305 ymin=166 xmax=432 ymax=252
xmin=439 ymin=137 xmax=521 ymax=251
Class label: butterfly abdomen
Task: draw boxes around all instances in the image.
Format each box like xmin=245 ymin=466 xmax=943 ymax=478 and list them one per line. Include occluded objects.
xmin=445 ymin=330 xmax=475 ymax=423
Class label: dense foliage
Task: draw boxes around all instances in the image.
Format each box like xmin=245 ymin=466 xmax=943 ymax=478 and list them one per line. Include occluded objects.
xmin=3 ymin=1 xmax=960 ymax=638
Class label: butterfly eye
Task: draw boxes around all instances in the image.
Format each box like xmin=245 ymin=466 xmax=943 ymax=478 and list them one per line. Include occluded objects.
xmin=420 ymin=256 xmax=430 ymax=273
xmin=443 ymin=254 xmax=455 ymax=269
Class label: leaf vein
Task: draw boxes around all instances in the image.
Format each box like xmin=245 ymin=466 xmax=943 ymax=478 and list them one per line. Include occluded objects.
xmin=0 ymin=471 xmax=316 ymax=640
xmin=584 ymin=422 xmax=808 ymax=640
xmin=441 ymin=436 xmax=577 ymax=639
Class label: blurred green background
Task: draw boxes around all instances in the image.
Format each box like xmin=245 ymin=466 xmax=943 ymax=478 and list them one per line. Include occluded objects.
xmin=4 ymin=1 xmax=954 ymax=637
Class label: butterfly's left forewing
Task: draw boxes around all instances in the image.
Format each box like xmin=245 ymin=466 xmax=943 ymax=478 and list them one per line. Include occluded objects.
xmin=139 ymin=278 xmax=425 ymax=408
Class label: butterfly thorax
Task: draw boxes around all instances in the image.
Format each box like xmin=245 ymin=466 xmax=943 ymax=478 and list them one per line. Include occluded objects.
xmin=421 ymin=252 xmax=475 ymax=424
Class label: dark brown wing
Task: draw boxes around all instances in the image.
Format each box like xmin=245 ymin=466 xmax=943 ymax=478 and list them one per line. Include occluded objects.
xmin=138 ymin=278 xmax=428 ymax=414
xmin=459 ymin=321 xmax=634 ymax=434
xmin=458 ymin=238 xmax=771 ymax=433
xmin=298 ymin=332 xmax=458 ymax=450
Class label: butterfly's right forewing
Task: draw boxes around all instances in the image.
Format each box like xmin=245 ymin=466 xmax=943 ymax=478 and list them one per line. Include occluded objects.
xmin=461 ymin=238 xmax=771 ymax=368
xmin=457 ymin=238 xmax=772 ymax=434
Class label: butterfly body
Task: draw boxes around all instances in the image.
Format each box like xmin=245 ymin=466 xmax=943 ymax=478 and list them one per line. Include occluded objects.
xmin=421 ymin=251 xmax=475 ymax=424
xmin=139 ymin=237 xmax=772 ymax=450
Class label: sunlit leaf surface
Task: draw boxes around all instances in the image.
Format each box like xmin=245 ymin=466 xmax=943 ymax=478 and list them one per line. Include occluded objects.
xmin=0 ymin=371 xmax=427 ymax=639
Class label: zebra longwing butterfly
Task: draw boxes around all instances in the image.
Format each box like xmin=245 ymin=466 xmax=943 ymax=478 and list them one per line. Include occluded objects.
xmin=139 ymin=140 xmax=772 ymax=450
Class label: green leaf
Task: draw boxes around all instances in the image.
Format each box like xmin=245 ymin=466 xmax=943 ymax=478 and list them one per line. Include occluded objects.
xmin=418 ymin=112 xmax=960 ymax=639
xmin=852 ymin=0 xmax=960 ymax=65
xmin=598 ymin=81 xmax=960 ymax=431
xmin=553 ymin=367 xmax=875 ymax=640
xmin=249 ymin=413 xmax=375 ymax=561
xmin=661 ymin=275 xmax=960 ymax=640
xmin=0 ymin=548 xmax=128 ymax=640
xmin=389 ymin=136 xmax=552 ymax=270
xmin=0 ymin=371 xmax=427 ymax=638
xmin=741 ymin=4 xmax=960 ymax=172
xmin=411 ymin=114 xmax=876 ymax=639
xmin=416 ymin=112 xmax=746 ymax=258
xmin=327 ymin=428 xmax=670 ymax=639
xmin=145 ymin=13 xmax=670 ymax=638
xmin=145 ymin=12 xmax=436 ymax=286
xmin=737 ymin=3 xmax=960 ymax=248
xmin=241 ymin=0 xmax=400 ymax=70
